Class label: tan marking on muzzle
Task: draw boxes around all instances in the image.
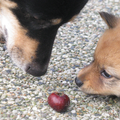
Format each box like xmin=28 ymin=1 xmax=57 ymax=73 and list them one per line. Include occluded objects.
xmin=13 ymin=29 xmax=39 ymax=63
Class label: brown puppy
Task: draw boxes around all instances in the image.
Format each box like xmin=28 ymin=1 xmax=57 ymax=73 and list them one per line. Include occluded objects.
xmin=75 ymin=12 xmax=120 ymax=96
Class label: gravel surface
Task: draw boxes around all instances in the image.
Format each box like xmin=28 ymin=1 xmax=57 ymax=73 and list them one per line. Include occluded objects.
xmin=1 ymin=0 xmax=120 ymax=119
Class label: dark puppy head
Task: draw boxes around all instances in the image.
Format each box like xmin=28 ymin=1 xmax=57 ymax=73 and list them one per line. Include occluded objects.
xmin=1 ymin=0 xmax=88 ymax=76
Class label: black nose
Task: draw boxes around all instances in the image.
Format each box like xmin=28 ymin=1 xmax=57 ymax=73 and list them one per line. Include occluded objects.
xmin=75 ymin=77 xmax=83 ymax=87
xmin=26 ymin=62 xmax=47 ymax=76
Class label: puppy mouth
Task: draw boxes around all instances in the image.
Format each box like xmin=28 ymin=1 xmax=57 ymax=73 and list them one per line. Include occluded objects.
xmin=79 ymin=86 xmax=99 ymax=95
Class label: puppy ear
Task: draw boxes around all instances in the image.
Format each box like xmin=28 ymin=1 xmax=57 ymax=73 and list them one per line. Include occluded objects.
xmin=99 ymin=12 xmax=119 ymax=28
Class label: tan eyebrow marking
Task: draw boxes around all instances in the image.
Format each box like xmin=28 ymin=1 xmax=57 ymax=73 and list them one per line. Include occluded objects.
xmin=51 ymin=18 xmax=62 ymax=25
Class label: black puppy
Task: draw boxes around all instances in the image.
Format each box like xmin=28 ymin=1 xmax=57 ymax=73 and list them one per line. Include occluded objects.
xmin=0 ymin=0 xmax=88 ymax=76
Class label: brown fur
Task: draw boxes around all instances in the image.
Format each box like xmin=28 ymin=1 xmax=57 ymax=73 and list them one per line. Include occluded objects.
xmin=51 ymin=18 xmax=62 ymax=25
xmin=76 ymin=12 xmax=120 ymax=96
xmin=69 ymin=15 xmax=78 ymax=22
xmin=11 ymin=30 xmax=39 ymax=63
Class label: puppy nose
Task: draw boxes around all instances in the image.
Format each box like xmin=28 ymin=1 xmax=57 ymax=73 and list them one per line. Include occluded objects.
xmin=75 ymin=77 xmax=83 ymax=87
xmin=26 ymin=63 xmax=47 ymax=76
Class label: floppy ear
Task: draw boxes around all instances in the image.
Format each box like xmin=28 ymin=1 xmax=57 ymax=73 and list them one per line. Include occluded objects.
xmin=99 ymin=12 xmax=119 ymax=28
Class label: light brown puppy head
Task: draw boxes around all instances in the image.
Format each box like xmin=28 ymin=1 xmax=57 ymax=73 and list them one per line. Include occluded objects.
xmin=75 ymin=12 xmax=120 ymax=96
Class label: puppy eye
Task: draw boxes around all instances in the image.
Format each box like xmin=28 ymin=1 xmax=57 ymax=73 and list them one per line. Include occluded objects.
xmin=101 ymin=70 xmax=112 ymax=78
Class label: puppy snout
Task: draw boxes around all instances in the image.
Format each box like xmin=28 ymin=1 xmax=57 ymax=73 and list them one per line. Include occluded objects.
xmin=75 ymin=77 xmax=83 ymax=87
xmin=26 ymin=62 xmax=47 ymax=76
